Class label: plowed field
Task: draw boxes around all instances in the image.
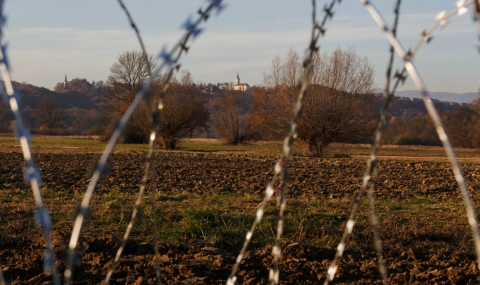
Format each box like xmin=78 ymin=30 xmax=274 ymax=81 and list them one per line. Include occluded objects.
xmin=1 ymin=150 xmax=480 ymax=284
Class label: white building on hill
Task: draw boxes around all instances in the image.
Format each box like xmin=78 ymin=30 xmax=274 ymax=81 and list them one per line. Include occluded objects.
xmin=233 ymin=74 xmax=251 ymax=91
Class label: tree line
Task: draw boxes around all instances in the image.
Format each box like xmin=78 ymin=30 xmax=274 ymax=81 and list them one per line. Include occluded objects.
xmin=383 ymin=102 xmax=480 ymax=148
xmin=0 ymin=79 xmax=103 ymax=135
xmin=1 ymin=48 xmax=478 ymax=155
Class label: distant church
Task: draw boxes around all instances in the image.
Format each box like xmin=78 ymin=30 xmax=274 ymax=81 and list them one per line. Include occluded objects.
xmin=233 ymin=74 xmax=251 ymax=91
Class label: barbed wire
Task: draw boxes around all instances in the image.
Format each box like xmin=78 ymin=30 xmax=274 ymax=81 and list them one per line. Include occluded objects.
xmin=103 ymin=1 xmax=160 ymax=283
xmin=1 ymin=1 xmax=479 ymax=284
xmin=323 ymin=1 xmax=402 ymax=283
xmin=324 ymin=1 xmax=480 ymax=283
xmin=116 ymin=0 xmax=153 ymax=74
xmin=106 ymin=1 xmax=214 ymax=283
xmin=226 ymin=1 xmax=342 ymax=284
xmin=91 ymin=3 xmax=193 ymax=282
xmin=389 ymin=0 xmax=474 ymax=96
xmin=361 ymin=0 xmax=480 ymax=276
xmin=149 ymin=151 xmax=163 ymax=284
xmin=104 ymin=135 xmax=158 ymax=284
xmin=63 ymin=1 xmax=226 ymax=284
xmin=0 ymin=1 xmax=59 ymax=284
xmin=474 ymin=0 xmax=480 ymax=42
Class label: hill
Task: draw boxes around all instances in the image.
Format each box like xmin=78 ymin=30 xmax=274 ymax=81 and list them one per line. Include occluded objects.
xmin=395 ymin=90 xmax=478 ymax=104
xmin=12 ymin=79 xmax=102 ymax=110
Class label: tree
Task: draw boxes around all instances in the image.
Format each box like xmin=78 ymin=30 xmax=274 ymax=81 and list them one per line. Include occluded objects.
xmin=299 ymin=85 xmax=376 ymax=155
xmin=0 ymin=99 xmax=9 ymax=132
xmin=210 ymin=90 xmax=262 ymax=144
xmin=444 ymin=106 xmax=477 ymax=148
xmin=155 ymin=70 xmax=209 ymax=149
xmin=102 ymin=50 xmax=156 ymax=143
xmin=34 ymin=97 xmax=67 ymax=128
xmin=263 ymin=48 xmax=376 ymax=156
xmin=382 ymin=110 xmax=446 ymax=146
xmin=55 ymin=78 xmax=99 ymax=96
xmin=470 ymin=98 xmax=480 ymax=148
xmin=104 ymin=50 xmax=155 ymax=105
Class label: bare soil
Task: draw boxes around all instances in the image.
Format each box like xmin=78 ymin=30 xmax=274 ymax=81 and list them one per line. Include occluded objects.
xmin=1 ymin=150 xmax=480 ymax=284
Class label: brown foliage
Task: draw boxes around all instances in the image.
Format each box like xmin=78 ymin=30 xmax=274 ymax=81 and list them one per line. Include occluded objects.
xmin=444 ymin=106 xmax=478 ymax=148
xmin=155 ymin=70 xmax=209 ymax=149
xmin=0 ymin=99 xmax=9 ymax=132
xmin=210 ymin=90 xmax=262 ymax=144
xmin=471 ymin=98 xmax=480 ymax=148
xmin=55 ymin=78 xmax=100 ymax=96
xmin=299 ymin=86 xmax=377 ymax=155
xmin=33 ymin=97 xmax=67 ymax=128
xmin=383 ymin=113 xmax=441 ymax=146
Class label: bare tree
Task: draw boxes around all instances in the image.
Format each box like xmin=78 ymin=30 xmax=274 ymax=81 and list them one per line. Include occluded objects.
xmin=102 ymin=50 xmax=156 ymax=143
xmin=34 ymin=97 xmax=67 ymax=129
xmin=103 ymin=50 xmax=156 ymax=105
xmin=264 ymin=48 xmax=376 ymax=156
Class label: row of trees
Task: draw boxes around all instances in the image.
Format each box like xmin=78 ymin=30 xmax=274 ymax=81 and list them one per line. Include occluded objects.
xmin=102 ymin=50 xmax=210 ymax=148
xmin=206 ymin=48 xmax=377 ymax=155
xmin=0 ymin=78 xmax=103 ymax=135
xmin=2 ymin=49 xmax=477 ymax=155
xmin=101 ymin=48 xmax=377 ymax=155
xmin=382 ymin=103 xmax=480 ymax=148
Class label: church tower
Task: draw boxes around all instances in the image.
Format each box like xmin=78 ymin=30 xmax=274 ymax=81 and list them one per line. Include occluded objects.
xmin=64 ymin=73 xmax=67 ymax=87
xmin=236 ymin=73 xmax=239 ymax=85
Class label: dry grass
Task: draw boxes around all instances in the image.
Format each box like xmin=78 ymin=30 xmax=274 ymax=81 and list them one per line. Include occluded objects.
xmin=1 ymin=135 xmax=480 ymax=162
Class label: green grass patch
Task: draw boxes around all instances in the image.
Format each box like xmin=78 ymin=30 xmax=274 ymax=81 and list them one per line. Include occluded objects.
xmin=0 ymin=188 xmax=476 ymax=257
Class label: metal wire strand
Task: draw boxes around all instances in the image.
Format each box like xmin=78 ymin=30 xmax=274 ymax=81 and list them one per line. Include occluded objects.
xmin=0 ymin=2 xmax=59 ymax=284
xmin=469 ymin=0 xmax=480 ymax=43
xmin=361 ymin=0 xmax=480 ymax=275
xmin=117 ymin=0 xmax=153 ymax=74
xmin=150 ymin=153 xmax=163 ymax=284
xmin=324 ymin=1 xmax=402 ymax=284
xmin=366 ymin=183 xmax=388 ymax=283
xmin=104 ymin=1 xmax=159 ymax=283
xmin=226 ymin=1 xmax=342 ymax=284
xmin=390 ymin=0 xmax=474 ymax=96
xmin=104 ymin=133 xmax=157 ymax=284
xmin=63 ymin=1 xmax=225 ymax=284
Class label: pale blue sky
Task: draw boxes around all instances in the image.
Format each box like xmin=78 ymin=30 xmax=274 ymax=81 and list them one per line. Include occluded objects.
xmin=4 ymin=0 xmax=480 ymax=93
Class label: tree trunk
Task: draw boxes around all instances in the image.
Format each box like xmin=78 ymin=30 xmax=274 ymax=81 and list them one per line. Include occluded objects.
xmin=308 ymin=137 xmax=326 ymax=157
xmin=160 ymin=136 xmax=177 ymax=150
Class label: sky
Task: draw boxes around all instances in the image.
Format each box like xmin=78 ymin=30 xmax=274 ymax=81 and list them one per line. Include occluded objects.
xmin=3 ymin=0 xmax=480 ymax=94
